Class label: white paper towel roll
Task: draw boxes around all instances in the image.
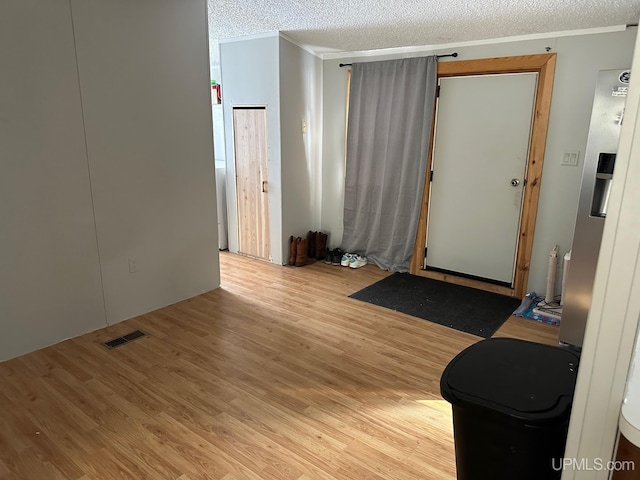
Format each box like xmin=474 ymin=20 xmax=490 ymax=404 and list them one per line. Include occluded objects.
xmin=545 ymin=246 xmax=558 ymax=303
xmin=561 ymin=251 xmax=571 ymax=306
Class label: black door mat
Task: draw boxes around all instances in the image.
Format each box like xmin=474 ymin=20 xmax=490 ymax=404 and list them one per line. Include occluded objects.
xmin=349 ymin=273 xmax=520 ymax=338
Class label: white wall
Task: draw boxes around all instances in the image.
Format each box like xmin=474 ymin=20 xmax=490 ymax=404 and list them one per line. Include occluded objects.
xmin=211 ymin=66 xmax=222 ymax=85
xmin=321 ymin=29 xmax=637 ymax=293
xmin=0 ymin=0 xmax=220 ymax=361
xmin=0 ymin=0 xmax=106 ymax=362
xmin=71 ymin=0 xmax=219 ymax=324
xmin=220 ymin=34 xmax=283 ymax=263
xmin=279 ymin=36 xmax=324 ymax=260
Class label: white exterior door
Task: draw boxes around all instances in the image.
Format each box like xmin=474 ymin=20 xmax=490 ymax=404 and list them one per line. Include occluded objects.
xmin=426 ymin=73 xmax=537 ymax=285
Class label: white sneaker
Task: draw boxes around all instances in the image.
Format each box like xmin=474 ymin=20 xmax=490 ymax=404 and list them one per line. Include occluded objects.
xmin=349 ymin=255 xmax=368 ymax=269
xmin=340 ymin=253 xmax=353 ymax=267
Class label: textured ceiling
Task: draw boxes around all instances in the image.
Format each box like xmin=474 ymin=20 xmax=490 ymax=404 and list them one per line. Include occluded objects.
xmin=207 ymin=0 xmax=640 ymax=66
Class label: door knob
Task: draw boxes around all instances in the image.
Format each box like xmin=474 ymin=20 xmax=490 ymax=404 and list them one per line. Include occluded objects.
xmin=510 ymin=178 xmax=521 ymax=187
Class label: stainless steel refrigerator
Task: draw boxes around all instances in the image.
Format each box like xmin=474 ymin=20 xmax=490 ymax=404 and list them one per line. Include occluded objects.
xmin=559 ymin=68 xmax=630 ymax=349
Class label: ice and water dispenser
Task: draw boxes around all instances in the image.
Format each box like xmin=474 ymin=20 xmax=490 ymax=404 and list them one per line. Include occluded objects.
xmin=591 ymin=152 xmax=616 ymax=218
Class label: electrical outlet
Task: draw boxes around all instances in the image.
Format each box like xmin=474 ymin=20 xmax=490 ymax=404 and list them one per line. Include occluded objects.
xmin=128 ymin=257 xmax=138 ymax=273
xmin=561 ymin=151 xmax=579 ymax=166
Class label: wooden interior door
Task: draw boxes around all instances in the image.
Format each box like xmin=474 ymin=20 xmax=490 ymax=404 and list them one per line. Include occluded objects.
xmin=233 ymin=107 xmax=270 ymax=261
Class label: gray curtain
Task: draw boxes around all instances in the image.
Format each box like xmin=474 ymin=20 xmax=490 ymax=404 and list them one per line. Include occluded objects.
xmin=342 ymin=56 xmax=437 ymax=272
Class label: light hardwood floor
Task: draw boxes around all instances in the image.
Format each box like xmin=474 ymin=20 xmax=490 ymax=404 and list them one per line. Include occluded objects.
xmin=0 ymin=252 xmax=558 ymax=480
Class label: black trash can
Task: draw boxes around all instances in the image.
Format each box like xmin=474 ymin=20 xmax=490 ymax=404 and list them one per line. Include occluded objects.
xmin=440 ymin=337 xmax=580 ymax=480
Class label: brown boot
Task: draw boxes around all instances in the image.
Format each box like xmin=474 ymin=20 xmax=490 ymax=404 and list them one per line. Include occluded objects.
xmin=289 ymin=236 xmax=299 ymax=265
xmin=307 ymin=231 xmax=316 ymax=259
xmin=315 ymin=232 xmax=328 ymax=260
xmin=295 ymin=237 xmax=308 ymax=266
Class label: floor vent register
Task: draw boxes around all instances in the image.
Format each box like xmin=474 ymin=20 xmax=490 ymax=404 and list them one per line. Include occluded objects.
xmin=102 ymin=330 xmax=147 ymax=349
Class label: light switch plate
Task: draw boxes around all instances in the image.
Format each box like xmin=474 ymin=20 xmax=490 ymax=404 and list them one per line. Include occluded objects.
xmin=562 ymin=150 xmax=579 ymax=166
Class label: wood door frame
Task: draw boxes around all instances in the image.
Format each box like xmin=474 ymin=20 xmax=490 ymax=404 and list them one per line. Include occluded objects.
xmin=410 ymin=53 xmax=557 ymax=298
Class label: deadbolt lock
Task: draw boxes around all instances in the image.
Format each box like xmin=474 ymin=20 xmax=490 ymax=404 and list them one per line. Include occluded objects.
xmin=510 ymin=178 xmax=521 ymax=187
